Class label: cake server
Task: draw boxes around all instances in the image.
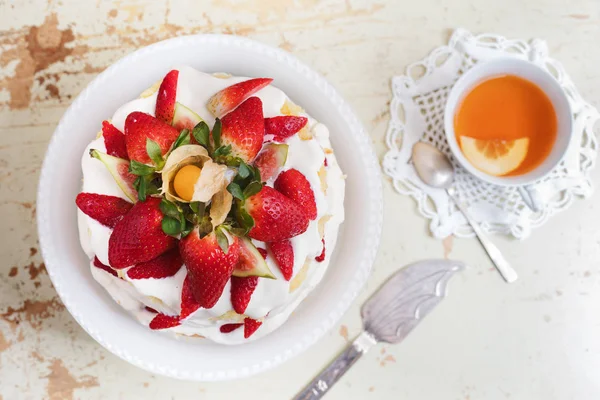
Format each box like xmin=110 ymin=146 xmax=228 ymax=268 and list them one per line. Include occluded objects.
xmin=293 ymin=259 xmax=464 ymax=399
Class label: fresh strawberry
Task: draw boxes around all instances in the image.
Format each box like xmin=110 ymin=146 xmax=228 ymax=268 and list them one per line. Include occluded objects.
xmin=243 ymin=186 xmax=309 ymax=242
xmin=207 ymin=78 xmax=272 ymax=117
xmin=315 ymin=238 xmax=326 ymax=262
xmin=220 ymin=97 xmax=265 ymax=163
xmin=230 ymin=276 xmax=258 ymax=314
xmin=220 ymin=323 xmax=243 ymax=333
xmin=155 ymin=70 xmax=178 ymax=124
xmin=92 ymin=256 xmax=118 ymax=277
xmin=108 ymin=197 xmax=176 ymax=268
xmin=180 ymin=274 xmax=201 ymax=319
xmin=268 ymin=240 xmax=294 ymax=280
xmin=274 ymin=169 xmax=317 ymax=220
xmin=244 ymin=317 xmax=262 ymax=338
xmin=149 ymin=313 xmax=180 ymax=330
xmin=76 ymin=193 xmax=133 ymax=228
xmin=102 ymin=121 xmax=128 ymax=159
xmin=179 ymin=229 xmax=240 ymax=308
xmin=124 ymin=112 xmax=180 ymax=165
xmin=257 ymin=248 xmax=268 ymax=259
xmin=126 ymin=248 xmax=183 ymax=279
xmin=265 ymin=116 xmax=308 ymax=141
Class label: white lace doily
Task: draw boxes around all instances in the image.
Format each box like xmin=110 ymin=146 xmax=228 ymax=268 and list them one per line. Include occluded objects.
xmin=383 ymin=28 xmax=600 ymax=239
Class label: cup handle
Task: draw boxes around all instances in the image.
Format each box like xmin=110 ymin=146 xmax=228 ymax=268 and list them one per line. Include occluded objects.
xmin=518 ymin=185 xmax=543 ymax=212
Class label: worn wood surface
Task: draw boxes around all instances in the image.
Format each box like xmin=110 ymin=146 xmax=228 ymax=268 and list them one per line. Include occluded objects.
xmin=1 ymin=0 xmax=599 ymax=398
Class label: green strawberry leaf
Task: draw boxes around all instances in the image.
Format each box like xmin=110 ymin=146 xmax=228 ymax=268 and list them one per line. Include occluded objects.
xmin=236 ymin=201 xmax=255 ymax=232
xmin=243 ymin=181 xmax=262 ymax=199
xmin=180 ymin=220 xmax=194 ymax=238
xmin=192 ymin=121 xmax=210 ymax=149
xmin=215 ymin=227 xmax=230 ymax=254
xmin=213 ymin=144 xmax=232 ymax=158
xmin=212 ymin=118 xmax=222 ymax=148
xmin=227 ymin=182 xmax=244 ymax=201
xmin=129 ymin=160 xmax=156 ymax=176
xmin=238 ymin=161 xmax=251 ymax=179
xmin=252 ymin=165 xmax=262 ymax=183
xmin=172 ymin=129 xmax=191 ymax=150
xmin=161 ymin=216 xmax=181 ymax=237
xmin=189 ymin=201 xmax=201 ymax=214
xmin=136 ymin=176 xmax=147 ymax=201
xmin=146 ymin=138 xmax=165 ymax=170
xmin=160 ymin=199 xmax=181 ymax=219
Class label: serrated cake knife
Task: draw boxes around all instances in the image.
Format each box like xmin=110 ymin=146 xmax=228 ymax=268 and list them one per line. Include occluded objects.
xmin=293 ymin=259 xmax=465 ymax=399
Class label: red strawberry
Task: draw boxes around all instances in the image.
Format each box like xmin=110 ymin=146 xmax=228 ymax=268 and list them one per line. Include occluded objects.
xmin=124 ymin=112 xmax=180 ymax=164
xmin=207 ymin=78 xmax=272 ymax=117
xmin=315 ymin=238 xmax=326 ymax=262
xmin=265 ymin=116 xmax=308 ymax=141
xmin=180 ymin=274 xmax=201 ymax=319
xmin=244 ymin=317 xmax=262 ymax=338
xmin=230 ymin=276 xmax=258 ymax=314
xmin=243 ymin=186 xmax=309 ymax=242
xmin=257 ymin=248 xmax=268 ymax=259
xmin=126 ymin=248 xmax=183 ymax=279
xmin=220 ymin=323 xmax=243 ymax=333
xmin=268 ymin=240 xmax=294 ymax=281
xmin=149 ymin=313 xmax=180 ymax=330
xmin=92 ymin=256 xmax=118 ymax=277
xmin=102 ymin=121 xmax=128 ymax=159
xmin=220 ymin=97 xmax=265 ymax=163
xmin=76 ymin=193 xmax=133 ymax=228
xmin=155 ymin=70 xmax=178 ymax=124
xmin=274 ymin=169 xmax=317 ymax=220
xmin=108 ymin=197 xmax=176 ymax=268
xmin=179 ymin=229 xmax=240 ymax=308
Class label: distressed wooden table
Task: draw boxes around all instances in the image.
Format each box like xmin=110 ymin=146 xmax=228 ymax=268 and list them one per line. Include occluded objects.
xmin=1 ymin=0 xmax=599 ymax=399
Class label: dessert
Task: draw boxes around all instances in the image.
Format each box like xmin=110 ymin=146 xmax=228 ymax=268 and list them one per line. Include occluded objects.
xmin=76 ymin=66 xmax=345 ymax=344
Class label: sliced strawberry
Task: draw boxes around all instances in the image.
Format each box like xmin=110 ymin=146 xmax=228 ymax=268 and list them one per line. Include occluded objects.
xmin=220 ymin=323 xmax=243 ymax=333
xmin=102 ymin=121 xmax=128 ymax=159
xmin=207 ymin=78 xmax=272 ymax=117
xmin=253 ymin=143 xmax=288 ymax=181
xmin=180 ymin=274 xmax=201 ymax=319
xmin=76 ymin=193 xmax=133 ymax=228
xmin=149 ymin=313 xmax=180 ymax=330
xmin=92 ymin=256 xmax=118 ymax=277
xmin=179 ymin=229 xmax=240 ymax=308
xmin=231 ymin=276 xmax=258 ymax=314
xmin=257 ymin=248 xmax=268 ymax=259
xmin=155 ymin=70 xmax=178 ymax=124
xmin=268 ymin=240 xmax=294 ymax=281
xmin=265 ymin=116 xmax=308 ymax=141
xmin=220 ymin=97 xmax=265 ymax=163
xmin=124 ymin=112 xmax=180 ymax=165
xmin=244 ymin=317 xmax=262 ymax=338
xmin=243 ymin=186 xmax=309 ymax=242
xmin=315 ymin=238 xmax=326 ymax=262
xmin=274 ymin=168 xmax=317 ymax=220
xmin=108 ymin=197 xmax=176 ymax=268
xmin=126 ymin=248 xmax=183 ymax=279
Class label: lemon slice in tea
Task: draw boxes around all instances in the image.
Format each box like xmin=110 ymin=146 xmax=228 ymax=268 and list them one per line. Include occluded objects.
xmin=459 ymin=136 xmax=529 ymax=176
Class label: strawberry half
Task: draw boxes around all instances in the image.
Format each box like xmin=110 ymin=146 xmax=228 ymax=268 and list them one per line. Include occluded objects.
xmin=243 ymin=186 xmax=309 ymax=242
xmin=76 ymin=192 xmax=133 ymax=228
xmin=265 ymin=116 xmax=308 ymax=142
xmin=155 ymin=70 xmax=178 ymax=124
xmin=220 ymin=97 xmax=265 ymax=163
xmin=179 ymin=230 xmax=240 ymax=309
xmin=220 ymin=323 xmax=243 ymax=333
xmin=207 ymin=78 xmax=272 ymax=117
xmin=92 ymin=256 xmax=118 ymax=277
xmin=108 ymin=197 xmax=176 ymax=269
xmin=268 ymin=240 xmax=294 ymax=281
xmin=124 ymin=112 xmax=180 ymax=165
xmin=244 ymin=318 xmax=262 ymax=338
xmin=102 ymin=121 xmax=128 ymax=159
xmin=126 ymin=248 xmax=183 ymax=279
xmin=230 ymin=276 xmax=258 ymax=314
xmin=180 ymin=274 xmax=202 ymax=319
xmin=274 ymin=169 xmax=317 ymax=220
xmin=149 ymin=313 xmax=180 ymax=330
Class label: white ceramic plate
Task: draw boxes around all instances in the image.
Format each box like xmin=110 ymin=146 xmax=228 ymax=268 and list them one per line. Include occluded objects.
xmin=37 ymin=34 xmax=383 ymax=381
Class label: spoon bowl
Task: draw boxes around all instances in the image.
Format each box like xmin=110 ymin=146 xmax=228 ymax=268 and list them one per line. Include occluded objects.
xmin=411 ymin=142 xmax=455 ymax=189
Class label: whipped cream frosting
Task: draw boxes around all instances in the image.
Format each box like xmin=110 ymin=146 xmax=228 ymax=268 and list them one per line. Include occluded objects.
xmin=77 ymin=66 xmax=345 ymax=344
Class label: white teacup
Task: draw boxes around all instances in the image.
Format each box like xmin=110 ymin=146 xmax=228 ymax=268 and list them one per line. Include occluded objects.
xmin=444 ymin=58 xmax=573 ymax=211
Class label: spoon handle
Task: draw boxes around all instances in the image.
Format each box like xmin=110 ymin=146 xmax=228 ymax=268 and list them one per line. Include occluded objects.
xmin=447 ymin=189 xmax=518 ymax=283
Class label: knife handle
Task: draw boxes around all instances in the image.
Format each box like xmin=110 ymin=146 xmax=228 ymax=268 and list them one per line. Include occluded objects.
xmin=293 ymin=331 xmax=377 ymax=400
